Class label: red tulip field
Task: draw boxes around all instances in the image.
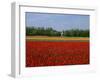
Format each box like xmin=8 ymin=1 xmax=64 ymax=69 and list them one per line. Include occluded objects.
xmin=26 ymin=37 xmax=89 ymax=67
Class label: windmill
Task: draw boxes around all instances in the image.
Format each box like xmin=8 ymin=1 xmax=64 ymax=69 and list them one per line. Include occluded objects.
xmin=61 ymin=30 xmax=64 ymax=37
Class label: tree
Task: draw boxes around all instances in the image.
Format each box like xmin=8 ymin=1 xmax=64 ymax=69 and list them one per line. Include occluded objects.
xmin=26 ymin=26 xmax=89 ymax=37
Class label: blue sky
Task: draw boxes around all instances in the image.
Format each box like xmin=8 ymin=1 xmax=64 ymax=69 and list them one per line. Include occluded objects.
xmin=26 ymin=12 xmax=89 ymax=31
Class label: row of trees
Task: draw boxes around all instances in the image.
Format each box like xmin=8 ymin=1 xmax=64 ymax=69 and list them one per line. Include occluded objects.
xmin=26 ymin=26 xmax=89 ymax=37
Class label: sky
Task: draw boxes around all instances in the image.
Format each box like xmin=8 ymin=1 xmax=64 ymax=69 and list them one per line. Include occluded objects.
xmin=26 ymin=12 xmax=89 ymax=31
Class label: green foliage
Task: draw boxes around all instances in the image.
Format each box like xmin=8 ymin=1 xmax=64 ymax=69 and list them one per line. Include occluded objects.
xmin=64 ymin=29 xmax=89 ymax=37
xmin=26 ymin=26 xmax=89 ymax=37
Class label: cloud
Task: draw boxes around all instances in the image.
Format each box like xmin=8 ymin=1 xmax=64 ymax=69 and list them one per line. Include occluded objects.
xmin=26 ymin=12 xmax=89 ymax=31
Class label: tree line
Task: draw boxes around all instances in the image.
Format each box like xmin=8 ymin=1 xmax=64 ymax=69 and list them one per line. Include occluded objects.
xmin=26 ymin=26 xmax=89 ymax=37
